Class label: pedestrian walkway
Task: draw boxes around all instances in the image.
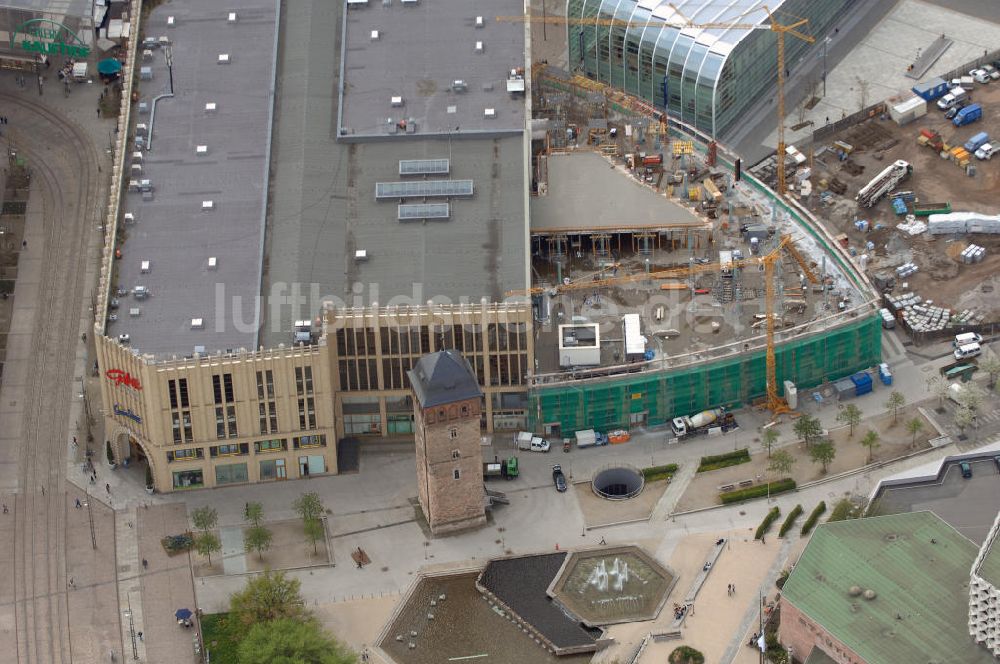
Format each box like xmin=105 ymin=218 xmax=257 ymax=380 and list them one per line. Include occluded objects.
xmin=138 ymin=504 xmax=200 ymax=663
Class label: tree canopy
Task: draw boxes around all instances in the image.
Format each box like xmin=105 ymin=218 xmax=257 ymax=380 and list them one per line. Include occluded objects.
xmin=229 ymin=570 xmax=307 ymax=627
xmin=237 ymin=619 xmax=357 ymax=664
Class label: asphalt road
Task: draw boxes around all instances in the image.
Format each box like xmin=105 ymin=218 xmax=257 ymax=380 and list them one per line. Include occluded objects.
xmin=0 ymin=91 xmax=109 ymax=663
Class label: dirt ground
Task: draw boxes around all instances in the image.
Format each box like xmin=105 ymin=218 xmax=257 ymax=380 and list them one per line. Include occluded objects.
xmin=573 ymin=479 xmax=668 ymax=528
xmin=805 ymin=79 xmax=1000 ymax=319
xmin=191 ymin=519 xmax=331 ymax=577
xmin=675 ymin=406 xmax=934 ymax=511
xmin=316 ymin=596 xmax=401 ymax=654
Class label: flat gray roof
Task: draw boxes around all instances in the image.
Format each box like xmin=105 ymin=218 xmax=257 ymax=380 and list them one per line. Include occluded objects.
xmin=531 ymin=152 xmax=702 ymax=233
xmin=337 ymin=0 xmax=526 ymax=139
xmin=261 ymin=0 xmax=528 ymax=348
xmin=108 ymin=0 xmax=277 ymax=358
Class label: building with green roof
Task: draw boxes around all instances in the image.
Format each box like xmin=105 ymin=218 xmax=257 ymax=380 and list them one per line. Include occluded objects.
xmin=970 ymin=510 xmax=1000 ymax=656
xmin=779 ymin=511 xmax=994 ymax=664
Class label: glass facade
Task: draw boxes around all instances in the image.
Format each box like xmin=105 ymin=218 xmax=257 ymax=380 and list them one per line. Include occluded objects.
xmin=566 ymin=0 xmax=851 ymax=137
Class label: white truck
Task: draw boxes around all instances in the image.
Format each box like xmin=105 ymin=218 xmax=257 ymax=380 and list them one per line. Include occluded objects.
xmin=515 ymin=431 xmax=550 ymax=452
xmin=574 ymin=429 xmax=609 ymax=448
xmin=670 ymin=408 xmax=736 ymax=438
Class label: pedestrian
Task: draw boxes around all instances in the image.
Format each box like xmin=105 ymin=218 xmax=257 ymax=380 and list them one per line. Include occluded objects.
xmin=72 ymin=436 xmax=78 ymax=448
xmin=106 ymin=483 xmax=111 ymax=495
xmin=2 ymin=504 xmax=7 ymax=514
xmin=89 ymin=475 xmax=96 ymax=485
xmin=96 ymin=108 xmax=100 ymax=118
xmin=727 ymin=583 xmax=732 ymax=596
xmin=357 ymin=559 xmax=363 ymax=569
xmin=21 ymin=240 xmax=26 ymax=249
xmin=137 ymin=631 xmax=143 ymax=641
xmin=761 ymin=535 xmax=766 ymax=544
xmin=40 ymin=486 xmax=44 ymax=496
xmin=599 ymin=537 xmax=606 ymax=545
xmin=68 ymin=577 xmax=75 ymax=589
xmin=142 ymin=558 xmax=148 ymax=570
xmin=732 ymin=583 xmax=736 ymax=594
xmin=75 ymin=498 xmax=82 ymax=509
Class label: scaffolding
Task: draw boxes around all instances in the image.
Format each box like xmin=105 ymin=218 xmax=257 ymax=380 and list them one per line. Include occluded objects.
xmin=529 ymin=314 xmax=882 ymax=435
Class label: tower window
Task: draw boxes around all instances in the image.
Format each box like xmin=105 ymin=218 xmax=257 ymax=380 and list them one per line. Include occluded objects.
xmin=451 ymin=449 xmax=460 ymax=459
xmin=449 ymin=427 xmax=458 ymax=440
xmin=453 ymin=469 xmax=461 ymax=480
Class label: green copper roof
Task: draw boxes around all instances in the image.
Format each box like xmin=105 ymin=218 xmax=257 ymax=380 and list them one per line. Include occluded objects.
xmin=782 ymin=512 xmax=993 ymax=664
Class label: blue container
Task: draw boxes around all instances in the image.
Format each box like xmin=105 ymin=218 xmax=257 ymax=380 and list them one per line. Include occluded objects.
xmin=878 ymin=363 xmax=892 ymax=386
xmin=850 ymin=371 xmax=873 ymax=396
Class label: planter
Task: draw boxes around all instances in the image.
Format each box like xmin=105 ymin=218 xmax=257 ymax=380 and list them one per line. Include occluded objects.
xmin=145 ymin=486 xmax=155 ymax=495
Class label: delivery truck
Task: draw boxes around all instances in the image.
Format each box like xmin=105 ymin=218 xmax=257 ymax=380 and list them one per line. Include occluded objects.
xmin=574 ymin=429 xmax=609 ymax=448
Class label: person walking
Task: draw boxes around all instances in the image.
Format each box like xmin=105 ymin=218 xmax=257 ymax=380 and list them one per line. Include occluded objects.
xmin=2 ymin=504 xmax=7 ymax=514
xmin=141 ymin=559 xmax=148 ymax=570
xmin=105 ymin=483 xmax=111 ymax=495
xmin=75 ymin=498 xmax=82 ymax=509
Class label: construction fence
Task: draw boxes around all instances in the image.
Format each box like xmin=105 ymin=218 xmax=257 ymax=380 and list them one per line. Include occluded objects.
xmin=529 ymin=314 xmax=882 ymax=435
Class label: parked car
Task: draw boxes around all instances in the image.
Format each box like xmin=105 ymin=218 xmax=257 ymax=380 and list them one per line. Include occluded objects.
xmin=945 ymin=100 xmax=968 ymax=120
xmin=552 ymin=464 xmax=567 ymax=492
xmin=975 ymin=143 xmax=998 ymax=160
xmin=982 ymin=64 xmax=1000 ymax=80
xmin=971 ymin=69 xmax=991 ymax=84
xmin=531 ymin=438 xmax=551 ymax=453
xmin=960 ymin=461 xmax=972 ymax=479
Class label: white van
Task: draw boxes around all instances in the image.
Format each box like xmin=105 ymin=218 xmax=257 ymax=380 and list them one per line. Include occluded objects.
xmin=529 ymin=437 xmax=551 ymax=453
xmin=937 ymin=87 xmax=967 ymax=110
xmin=954 ymin=343 xmax=982 ymax=360
xmin=954 ymin=332 xmax=983 ymax=347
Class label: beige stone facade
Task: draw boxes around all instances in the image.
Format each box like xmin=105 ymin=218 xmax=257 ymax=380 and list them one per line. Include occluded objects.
xmin=326 ymin=302 xmax=532 ymax=440
xmin=95 ymin=335 xmax=337 ymax=493
xmin=93 ymin=302 xmax=530 ymax=493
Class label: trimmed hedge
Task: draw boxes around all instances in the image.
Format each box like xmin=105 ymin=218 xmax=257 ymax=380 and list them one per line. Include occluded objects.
xmin=755 ymin=507 xmax=781 ymax=540
xmin=669 ymin=646 xmax=705 ymax=664
xmin=642 ymin=463 xmax=679 ymax=482
xmin=720 ymin=478 xmax=796 ymax=504
xmin=827 ymin=498 xmax=859 ymax=523
xmin=778 ymin=504 xmax=803 ymax=538
xmin=800 ymin=501 xmax=827 ymax=536
xmin=697 ymin=448 xmax=751 ymax=473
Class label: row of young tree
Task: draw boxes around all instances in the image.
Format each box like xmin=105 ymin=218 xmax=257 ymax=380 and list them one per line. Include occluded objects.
xmin=191 ymin=492 xmax=328 ymax=565
xmin=761 ymin=391 xmax=922 ymax=477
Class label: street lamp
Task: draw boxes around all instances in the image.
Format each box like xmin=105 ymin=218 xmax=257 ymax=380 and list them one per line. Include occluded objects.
xmin=822 ymin=37 xmax=832 ymax=97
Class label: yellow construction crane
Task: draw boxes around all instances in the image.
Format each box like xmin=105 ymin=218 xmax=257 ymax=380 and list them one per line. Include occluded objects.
xmin=498 ymin=5 xmax=815 ymax=196
xmin=514 ymin=234 xmax=806 ymax=415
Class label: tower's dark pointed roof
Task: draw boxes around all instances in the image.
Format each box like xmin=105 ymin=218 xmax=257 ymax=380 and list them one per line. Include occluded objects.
xmin=407 ymin=350 xmax=482 ymax=408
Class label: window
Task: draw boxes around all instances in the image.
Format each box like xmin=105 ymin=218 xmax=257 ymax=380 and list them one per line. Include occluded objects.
xmin=227 ymin=405 xmax=238 ymax=438
xmin=216 ymin=407 xmax=226 ymax=439
xmin=304 ymin=366 xmax=313 ymax=392
xmin=223 ymin=373 xmax=234 ymax=402
xmin=168 ymin=379 xmax=178 ymax=409
xmin=172 ymin=469 xmax=204 ymax=489
xmin=306 ymin=397 xmax=316 ymax=429
xmin=256 ymin=371 xmax=265 ymax=400
xmin=293 ymin=434 xmax=327 ymax=449
xmin=259 ymin=458 xmax=286 ymax=481
xmin=214 ymin=443 xmax=241 ymax=456
xmin=298 ymin=398 xmax=306 ymax=430
xmin=453 ymin=469 xmax=461 ymax=480
xmin=258 ymin=402 xmax=268 ymax=435
xmin=255 ymin=438 xmax=286 ymax=453
xmin=298 ymin=455 xmax=325 ymax=476
xmin=451 ymin=450 xmax=460 ymax=459
xmin=215 ymin=463 xmax=248 ymax=485
xmin=266 ymin=370 xmax=274 ymax=395
xmin=461 ymin=405 xmax=469 ymax=417
xmin=269 ymin=402 xmax=278 ymax=432
xmin=213 ymin=374 xmax=223 ymax=404
xmin=295 ymin=366 xmax=304 ymax=395
xmin=172 ymin=412 xmax=181 ymax=443
xmin=182 ymin=410 xmax=193 ymax=441
xmin=449 ymin=427 xmax=458 ymax=439
xmin=178 ymin=379 xmax=189 ymax=408
xmin=167 ymin=447 xmax=203 ymax=462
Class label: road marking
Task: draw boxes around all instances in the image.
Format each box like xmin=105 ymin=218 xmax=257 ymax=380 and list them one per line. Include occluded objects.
xmin=449 ymin=655 xmax=489 ymax=661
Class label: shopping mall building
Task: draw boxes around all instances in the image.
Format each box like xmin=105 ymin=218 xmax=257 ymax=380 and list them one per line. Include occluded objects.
xmin=95 ymin=0 xmax=534 ymax=492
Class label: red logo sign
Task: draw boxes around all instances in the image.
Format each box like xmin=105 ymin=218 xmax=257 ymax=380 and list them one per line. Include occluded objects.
xmin=106 ymin=369 xmax=142 ymax=390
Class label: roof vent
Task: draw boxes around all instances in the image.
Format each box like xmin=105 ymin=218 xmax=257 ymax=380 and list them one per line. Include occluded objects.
xmin=391 ymin=96 xmax=403 ymax=107
xmin=484 ymin=108 xmax=496 ymax=119
xmin=475 ymin=16 xmax=484 ymax=28
xmin=140 ymin=260 xmax=151 ymax=273
xmin=196 ymin=145 xmax=208 ymax=156
xmin=208 ymin=257 xmax=218 ymax=269
xmin=447 ymin=105 xmax=457 ymax=114
xmin=371 ymin=30 xmax=380 ymax=40
xmin=167 ymin=16 xmax=175 ymax=27
xmin=124 ymin=212 xmax=136 ymax=224
xmin=218 ymin=53 xmax=231 ymax=64
xmin=205 ymin=102 xmax=218 ymax=113
xmin=475 ymin=41 xmax=484 ymax=53
xmin=202 ymin=200 xmax=215 ymax=211
xmin=227 ymin=11 xmax=238 ymax=23
xmin=139 ymin=67 xmax=153 ymax=80
xmin=355 ymin=249 xmax=369 ymax=262
xmin=191 ymin=318 xmax=205 ymax=329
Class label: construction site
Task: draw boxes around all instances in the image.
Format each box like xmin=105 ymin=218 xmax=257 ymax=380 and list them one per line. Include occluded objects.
xmin=763 ymin=71 xmax=1000 ymax=341
xmin=523 ymin=62 xmax=881 ymax=436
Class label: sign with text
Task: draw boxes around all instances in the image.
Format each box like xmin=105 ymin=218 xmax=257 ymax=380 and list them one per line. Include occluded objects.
xmin=10 ymin=19 xmax=90 ymax=59
xmin=113 ymin=404 xmax=142 ymax=424
xmin=106 ymin=369 xmax=142 ymax=390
